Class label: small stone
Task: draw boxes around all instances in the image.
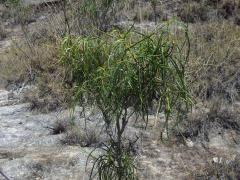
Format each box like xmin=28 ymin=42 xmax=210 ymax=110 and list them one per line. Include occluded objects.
xmin=212 ymin=157 xmax=222 ymax=164
xmin=185 ymin=139 xmax=194 ymax=148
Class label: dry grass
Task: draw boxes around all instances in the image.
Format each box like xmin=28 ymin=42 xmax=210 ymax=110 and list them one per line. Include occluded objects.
xmin=174 ymin=97 xmax=240 ymax=144
xmin=0 ymin=24 xmax=8 ymax=40
xmin=178 ymin=0 xmax=240 ymax=24
xmin=51 ymin=119 xmax=68 ymax=135
xmin=50 ymin=117 xmax=102 ymax=147
xmin=187 ymin=21 xmax=240 ymax=102
xmin=178 ymin=1 xmax=208 ymax=23
xmin=62 ymin=126 xmax=101 ymax=147
xmin=131 ymin=1 xmax=167 ymax=23
xmin=0 ymin=42 xmax=31 ymax=87
xmin=115 ymin=0 xmax=240 ymax=24
xmin=0 ymin=2 xmax=74 ymax=111
xmin=188 ymin=155 xmax=240 ymax=179
xmin=0 ymin=36 xmax=73 ymax=111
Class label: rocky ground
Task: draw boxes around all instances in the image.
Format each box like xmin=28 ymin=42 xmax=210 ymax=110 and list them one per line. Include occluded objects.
xmin=1 ymin=88 xmax=240 ymax=179
xmin=0 ymin=89 xmax=94 ymax=180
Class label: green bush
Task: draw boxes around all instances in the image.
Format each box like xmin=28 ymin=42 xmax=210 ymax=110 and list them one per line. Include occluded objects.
xmin=60 ymin=23 xmax=192 ymax=179
xmin=89 ymin=139 xmax=136 ymax=180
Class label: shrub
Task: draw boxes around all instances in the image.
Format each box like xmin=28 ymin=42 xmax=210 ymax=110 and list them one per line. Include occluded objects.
xmin=4 ymin=0 xmax=35 ymax=25
xmin=60 ymin=22 xmax=192 ymax=179
xmin=51 ymin=119 xmax=68 ymax=135
xmin=218 ymin=0 xmax=238 ymax=19
xmin=175 ymin=98 xmax=240 ymax=142
xmin=71 ymin=0 xmax=124 ymax=35
xmin=0 ymin=38 xmax=72 ymax=112
xmin=177 ymin=0 xmax=240 ymax=23
xmin=189 ymin=156 xmax=240 ymax=179
xmin=62 ymin=126 xmax=100 ymax=147
xmin=178 ymin=2 xmax=208 ymax=23
xmin=0 ymin=0 xmax=76 ymax=110
xmin=187 ymin=22 xmax=240 ymax=102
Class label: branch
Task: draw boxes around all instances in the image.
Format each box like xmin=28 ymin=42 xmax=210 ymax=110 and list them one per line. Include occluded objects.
xmin=0 ymin=170 xmax=10 ymax=180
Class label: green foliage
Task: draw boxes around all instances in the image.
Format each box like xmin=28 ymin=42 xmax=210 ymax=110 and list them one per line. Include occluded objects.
xmin=3 ymin=0 xmax=20 ymax=6
xmin=60 ymin=22 xmax=192 ymax=179
xmin=61 ymin=25 xmax=192 ymax=127
xmin=89 ymin=140 xmax=136 ymax=180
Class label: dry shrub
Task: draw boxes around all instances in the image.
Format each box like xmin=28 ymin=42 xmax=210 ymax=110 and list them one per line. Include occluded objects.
xmin=173 ymin=21 xmax=240 ymax=143
xmin=175 ymin=98 xmax=240 ymax=142
xmin=0 ymin=0 xmax=75 ymax=111
xmin=187 ymin=21 xmax=240 ymax=102
xmin=51 ymin=119 xmax=68 ymax=135
xmin=132 ymin=1 xmax=166 ymax=23
xmin=0 ymin=42 xmax=31 ymax=88
xmin=62 ymin=126 xmax=101 ymax=147
xmin=23 ymin=43 xmax=73 ymax=112
xmin=189 ymin=155 xmax=240 ymax=179
xmin=218 ymin=0 xmax=240 ymax=19
xmin=178 ymin=0 xmax=240 ymax=23
xmin=49 ymin=115 xmax=102 ymax=146
xmin=0 ymin=4 xmax=13 ymax=24
xmin=0 ymin=38 xmax=73 ymax=112
xmin=0 ymin=24 xmax=8 ymax=40
xmin=178 ymin=2 xmax=208 ymax=23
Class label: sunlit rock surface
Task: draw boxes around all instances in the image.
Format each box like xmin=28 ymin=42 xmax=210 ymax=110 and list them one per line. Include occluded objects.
xmin=0 ymin=89 xmax=91 ymax=180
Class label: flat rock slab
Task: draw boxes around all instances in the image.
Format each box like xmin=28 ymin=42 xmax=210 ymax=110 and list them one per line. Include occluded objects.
xmin=0 ymin=90 xmax=92 ymax=180
xmin=0 ymin=146 xmax=92 ymax=180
